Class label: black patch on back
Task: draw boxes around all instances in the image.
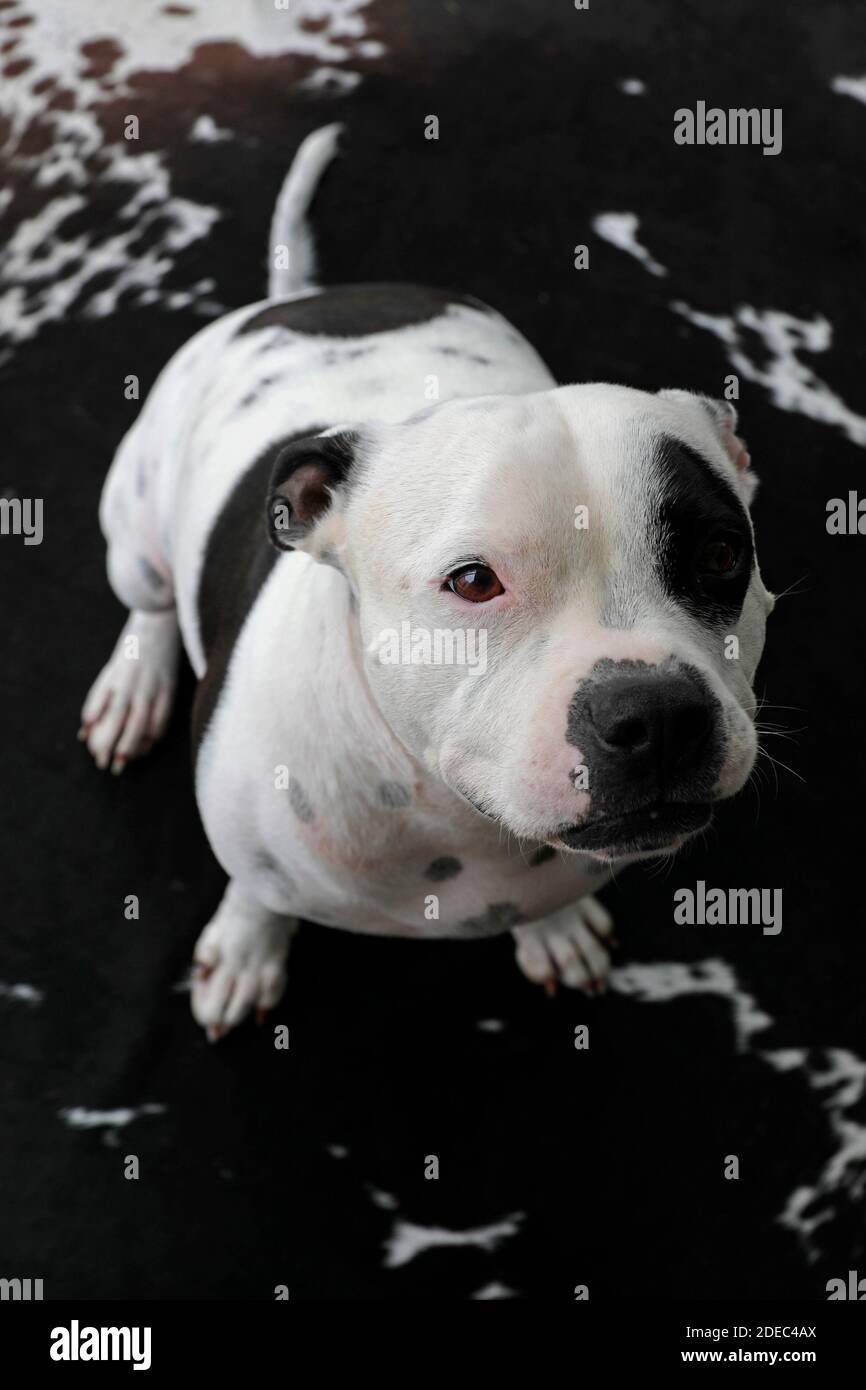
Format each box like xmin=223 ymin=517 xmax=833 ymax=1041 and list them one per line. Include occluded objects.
xmin=654 ymin=436 xmax=754 ymax=626
xmin=237 ymin=283 xmax=484 ymax=339
xmin=192 ymin=427 xmax=326 ymax=759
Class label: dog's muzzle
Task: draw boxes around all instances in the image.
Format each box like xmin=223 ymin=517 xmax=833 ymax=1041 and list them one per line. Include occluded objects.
xmin=555 ymin=658 xmax=724 ymax=855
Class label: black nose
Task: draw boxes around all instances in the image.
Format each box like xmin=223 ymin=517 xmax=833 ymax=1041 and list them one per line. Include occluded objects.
xmin=585 ymin=671 xmax=713 ymax=775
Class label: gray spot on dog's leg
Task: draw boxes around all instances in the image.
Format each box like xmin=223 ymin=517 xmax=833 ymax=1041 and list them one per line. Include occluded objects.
xmin=138 ymin=556 xmax=166 ymax=592
xmin=425 ymin=856 xmax=463 ymax=882
xmin=254 ymin=850 xmax=298 ymax=895
xmin=378 ymin=781 xmax=412 ymax=809
xmin=288 ymin=776 xmax=314 ymax=824
xmin=460 ymin=903 xmax=523 ymax=936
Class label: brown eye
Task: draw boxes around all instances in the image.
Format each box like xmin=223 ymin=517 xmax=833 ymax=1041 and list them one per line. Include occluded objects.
xmin=447 ymin=563 xmax=505 ymax=603
xmin=696 ymin=537 xmax=739 ymax=577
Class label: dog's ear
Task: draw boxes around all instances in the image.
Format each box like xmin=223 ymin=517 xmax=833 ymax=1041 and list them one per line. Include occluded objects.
xmin=659 ymin=390 xmax=758 ymax=506
xmin=267 ymin=429 xmax=359 ymax=557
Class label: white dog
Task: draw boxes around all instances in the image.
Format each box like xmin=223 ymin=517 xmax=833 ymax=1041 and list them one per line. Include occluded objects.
xmin=80 ymin=125 xmax=773 ymax=1037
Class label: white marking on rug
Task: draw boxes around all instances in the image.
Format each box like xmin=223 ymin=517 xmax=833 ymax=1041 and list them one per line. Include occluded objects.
xmin=0 ymin=981 xmax=44 ymax=1005
xmin=1 ymin=0 xmax=378 ymax=126
xmin=671 ymin=301 xmax=866 ymax=446
xmin=592 ymin=212 xmax=668 ymax=277
xmin=383 ymin=1211 xmax=524 ymax=1269
xmin=367 ymin=1187 xmax=399 ymax=1211
xmin=0 ymin=0 xmax=381 ymax=345
xmin=59 ymin=1103 xmax=166 ymax=1129
xmin=612 ymin=959 xmax=770 ymax=1052
xmin=776 ymin=1049 xmax=866 ymax=1260
xmin=611 ymin=960 xmax=866 ymax=1262
xmin=831 ymin=75 xmax=866 ymax=106
xmin=189 ymin=114 xmax=233 ymax=144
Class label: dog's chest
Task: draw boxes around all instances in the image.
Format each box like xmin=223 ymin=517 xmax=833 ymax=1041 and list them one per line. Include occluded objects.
xmin=248 ymin=780 xmax=606 ymax=938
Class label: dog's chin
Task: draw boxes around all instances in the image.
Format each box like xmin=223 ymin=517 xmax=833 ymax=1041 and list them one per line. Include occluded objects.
xmin=547 ymin=802 xmax=713 ymax=862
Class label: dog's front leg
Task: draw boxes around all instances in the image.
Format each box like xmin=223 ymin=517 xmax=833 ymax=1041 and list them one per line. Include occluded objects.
xmin=512 ymin=895 xmax=615 ymax=997
xmin=191 ymin=881 xmax=297 ymax=1040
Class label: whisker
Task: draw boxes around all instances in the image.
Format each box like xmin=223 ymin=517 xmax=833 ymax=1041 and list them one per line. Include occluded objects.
xmin=748 ymin=768 xmax=763 ymax=826
xmin=755 ymin=725 xmax=806 ymax=743
xmin=771 ymin=573 xmax=811 ymax=602
xmin=758 ymin=746 xmax=806 ymax=786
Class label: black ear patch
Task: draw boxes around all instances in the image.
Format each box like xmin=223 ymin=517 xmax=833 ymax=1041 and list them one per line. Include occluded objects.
xmin=267 ymin=431 xmax=358 ymax=550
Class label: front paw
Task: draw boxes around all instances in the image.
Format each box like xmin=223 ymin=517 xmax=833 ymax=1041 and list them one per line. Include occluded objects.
xmin=512 ymin=895 xmax=614 ymax=996
xmin=191 ymin=904 xmax=291 ymax=1041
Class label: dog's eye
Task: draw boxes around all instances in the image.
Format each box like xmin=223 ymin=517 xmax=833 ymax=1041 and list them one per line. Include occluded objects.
xmin=695 ymin=536 xmax=740 ymax=577
xmin=446 ymin=564 xmax=504 ymax=602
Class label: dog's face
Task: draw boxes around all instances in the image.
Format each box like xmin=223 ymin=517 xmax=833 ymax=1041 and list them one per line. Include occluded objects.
xmin=269 ymin=384 xmax=773 ymax=861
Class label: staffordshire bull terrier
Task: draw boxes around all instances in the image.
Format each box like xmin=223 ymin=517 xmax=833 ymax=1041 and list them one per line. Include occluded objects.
xmin=80 ymin=124 xmax=774 ymax=1037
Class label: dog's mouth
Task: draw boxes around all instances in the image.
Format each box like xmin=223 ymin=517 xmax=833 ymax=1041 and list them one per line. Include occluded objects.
xmin=549 ymin=801 xmax=713 ymax=859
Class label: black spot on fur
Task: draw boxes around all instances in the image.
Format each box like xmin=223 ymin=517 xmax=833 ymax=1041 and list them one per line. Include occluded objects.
xmin=253 ymin=850 xmax=297 ymax=897
xmin=236 ymin=376 xmax=278 ymax=412
xmin=378 ymin=781 xmax=412 ymax=809
xmin=425 ymin=856 xmax=463 ymax=882
xmin=237 ymin=283 xmax=485 ymax=339
xmin=138 ymin=556 xmax=165 ymax=591
xmin=435 ymin=345 xmax=492 ymax=365
xmin=288 ymin=776 xmax=314 ymax=824
xmin=460 ymin=902 xmax=523 ymax=935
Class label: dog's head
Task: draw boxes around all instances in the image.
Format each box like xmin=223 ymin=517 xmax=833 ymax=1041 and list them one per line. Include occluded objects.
xmin=267 ymin=384 xmax=773 ymax=861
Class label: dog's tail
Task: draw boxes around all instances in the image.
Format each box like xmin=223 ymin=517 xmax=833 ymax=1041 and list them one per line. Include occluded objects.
xmin=267 ymin=122 xmax=343 ymax=298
